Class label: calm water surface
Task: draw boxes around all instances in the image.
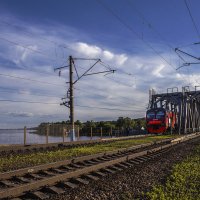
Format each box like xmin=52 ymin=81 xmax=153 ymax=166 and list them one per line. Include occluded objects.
xmin=0 ymin=129 xmax=103 ymax=145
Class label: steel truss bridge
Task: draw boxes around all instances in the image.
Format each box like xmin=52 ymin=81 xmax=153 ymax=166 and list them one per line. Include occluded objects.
xmin=149 ymin=86 xmax=200 ymax=134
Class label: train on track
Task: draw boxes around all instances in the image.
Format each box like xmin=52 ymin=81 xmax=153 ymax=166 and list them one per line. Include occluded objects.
xmin=146 ymin=107 xmax=177 ymax=134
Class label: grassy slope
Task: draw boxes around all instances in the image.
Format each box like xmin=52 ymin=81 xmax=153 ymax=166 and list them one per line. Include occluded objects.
xmin=0 ymin=135 xmax=175 ymax=172
xmin=146 ymin=145 xmax=200 ymax=200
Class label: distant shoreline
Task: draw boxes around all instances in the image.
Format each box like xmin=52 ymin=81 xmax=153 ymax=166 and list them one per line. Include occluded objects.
xmin=0 ymin=128 xmax=36 ymax=130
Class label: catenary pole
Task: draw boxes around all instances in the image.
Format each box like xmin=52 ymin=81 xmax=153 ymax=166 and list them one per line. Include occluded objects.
xmin=54 ymin=55 xmax=115 ymax=142
xmin=69 ymin=56 xmax=75 ymax=141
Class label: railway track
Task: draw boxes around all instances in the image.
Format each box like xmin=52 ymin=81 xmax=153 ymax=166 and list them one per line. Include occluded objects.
xmin=0 ymin=133 xmax=199 ymax=200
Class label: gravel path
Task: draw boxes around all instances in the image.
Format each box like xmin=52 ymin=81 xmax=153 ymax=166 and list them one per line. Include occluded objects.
xmin=47 ymin=137 xmax=200 ymax=200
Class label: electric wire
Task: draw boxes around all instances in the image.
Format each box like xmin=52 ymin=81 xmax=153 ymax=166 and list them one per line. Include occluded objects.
xmin=183 ymin=0 xmax=200 ymax=39
xmin=0 ymin=36 xmax=64 ymax=62
xmin=0 ymin=72 xmax=65 ymax=87
xmin=75 ymin=104 xmax=145 ymax=112
xmin=126 ymin=0 xmax=174 ymax=50
xmin=17 ymin=63 xmax=64 ymax=77
xmin=0 ymin=88 xmax=63 ymax=99
xmin=96 ymin=0 xmax=176 ymax=70
xmin=96 ymin=0 xmax=190 ymax=85
xmin=0 ymin=99 xmax=59 ymax=105
xmin=74 ymin=87 xmax=146 ymax=106
xmin=0 ymin=99 xmax=145 ymax=112
xmin=0 ymin=19 xmax=72 ymax=51
xmin=0 ymin=86 xmax=145 ymax=111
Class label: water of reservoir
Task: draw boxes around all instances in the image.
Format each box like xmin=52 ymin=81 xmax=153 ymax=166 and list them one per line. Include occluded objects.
xmin=0 ymin=129 xmax=103 ymax=145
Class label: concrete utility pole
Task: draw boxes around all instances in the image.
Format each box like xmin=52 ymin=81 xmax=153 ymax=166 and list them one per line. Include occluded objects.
xmin=55 ymin=56 xmax=115 ymax=141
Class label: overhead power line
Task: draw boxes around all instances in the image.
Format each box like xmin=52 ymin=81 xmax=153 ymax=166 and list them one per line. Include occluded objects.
xmin=75 ymin=104 xmax=144 ymax=112
xmin=126 ymin=0 xmax=174 ymax=50
xmin=96 ymin=0 xmax=191 ymax=85
xmin=0 ymin=99 xmax=59 ymax=104
xmin=0 ymin=99 xmax=144 ymax=112
xmin=0 ymin=36 xmax=64 ymax=62
xmin=184 ymin=0 xmax=200 ymax=39
xmin=96 ymin=0 xmax=176 ymax=71
xmin=0 ymin=63 xmax=64 ymax=79
xmin=74 ymin=87 xmax=146 ymax=107
xmin=0 ymin=19 xmax=72 ymax=51
xmin=0 ymin=88 xmax=63 ymax=99
xmin=0 ymin=72 xmax=65 ymax=87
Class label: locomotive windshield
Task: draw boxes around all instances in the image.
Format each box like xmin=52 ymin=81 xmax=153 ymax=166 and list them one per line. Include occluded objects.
xmin=147 ymin=112 xmax=155 ymax=119
xmin=156 ymin=111 xmax=165 ymax=119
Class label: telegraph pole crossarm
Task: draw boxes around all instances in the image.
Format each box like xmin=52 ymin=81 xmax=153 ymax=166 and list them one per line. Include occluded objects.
xmin=73 ymin=59 xmax=101 ymax=84
xmin=54 ymin=65 xmax=69 ymax=71
xmin=83 ymin=69 xmax=116 ymax=77
xmin=175 ymin=47 xmax=200 ymax=70
xmin=175 ymin=48 xmax=200 ymax=61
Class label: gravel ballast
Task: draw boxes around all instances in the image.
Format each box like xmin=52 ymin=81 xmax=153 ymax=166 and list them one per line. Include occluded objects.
xmin=47 ymin=137 xmax=200 ymax=200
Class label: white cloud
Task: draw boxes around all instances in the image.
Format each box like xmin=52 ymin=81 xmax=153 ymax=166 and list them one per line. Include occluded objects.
xmin=103 ymin=50 xmax=114 ymax=60
xmin=72 ymin=42 xmax=128 ymax=66
xmin=152 ymin=64 xmax=165 ymax=77
xmin=74 ymin=42 xmax=102 ymax=57
xmin=6 ymin=111 xmax=34 ymax=117
xmin=115 ymin=54 xmax=128 ymax=66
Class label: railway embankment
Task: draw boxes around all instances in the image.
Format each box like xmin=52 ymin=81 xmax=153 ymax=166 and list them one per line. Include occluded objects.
xmin=46 ymin=135 xmax=200 ymax=200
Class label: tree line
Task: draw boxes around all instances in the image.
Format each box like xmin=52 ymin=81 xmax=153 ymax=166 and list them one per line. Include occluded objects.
xmin=35 ymin=117 xmax=146 ymax=136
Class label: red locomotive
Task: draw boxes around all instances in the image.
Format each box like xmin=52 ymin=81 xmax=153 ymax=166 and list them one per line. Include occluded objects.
xmin=146 ymin=108 xmax=177 ymax=134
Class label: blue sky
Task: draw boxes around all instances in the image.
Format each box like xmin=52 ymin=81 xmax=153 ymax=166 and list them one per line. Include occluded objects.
xmin=0 ymin=0 xmax=200 ymax=128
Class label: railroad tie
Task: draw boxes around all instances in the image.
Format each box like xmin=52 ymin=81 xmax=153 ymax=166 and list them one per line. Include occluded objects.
xmin=136 ymin=157 xmax=147 ymax=162
xmin=141 ymin=155 xmax=152 ymax=160
xmin=75 ymin=177 xmax=89 ymax=185
xmin=0 ymin=180 xmax=16 ymax=187
xmin=92 ymin=158 xmax=102 ymax=162
xmin=85 ymin=174 xmax=99 ymax=181
xmin=28 ymin=173 xmax=43 ymax=179
xmin=62 ymin=181 xmax=78 ymax=189
xmin=128 ymin=160 xmax=140 ymax=165
xmin=109 ymin=166 xmax=123 ymax=171
xmin=45 ymin=186 xmax=65 ymax=194
xmin=102 ymin=168 xmax=116 ymax=174
xmin=85 ymin=160 xmax=98 ymax=165
xmin=91 ymin=158 xmax=101 ymax=163
xmin=14 ymin=176 xmax=30 ymax=183
xmin=42 ymin=170 xmax=55 ymax=176
xmin=51 ymin=168 xmax=66 ymax=173
xmin=98 ymin=157 xmax=110 ymax=161
xmin=31 ymin=191 xmax=49 ymax=200
xmin=133 ymin=158 xmax=144 ymax=163
xmin=81 ymin=161 xmax=92 ymax=166
xmin=62 ymin=165 xmax=74 ymax=170
xmin=89 ymin=159 xmax=99 ymax=164
xmin=116 ymin=163 xmax=129 ymax=168
xmin=69 ymin=163 xmax=82 ymax=168
xmin=93 ymin=171 xmax=107 ymax=177
xmin=121 ymin=161 xmax=132 ymax=167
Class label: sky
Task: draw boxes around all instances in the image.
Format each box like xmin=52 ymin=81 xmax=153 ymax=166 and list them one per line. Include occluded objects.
xmin=0 ymin=0 xmax=200 ymax=128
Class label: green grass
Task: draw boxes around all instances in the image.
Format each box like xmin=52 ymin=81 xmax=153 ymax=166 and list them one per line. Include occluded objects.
xmin=0 ymin=135 xmax=176 ymax=172
xmin=146 ymin=145 xmax=200 ymax=200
